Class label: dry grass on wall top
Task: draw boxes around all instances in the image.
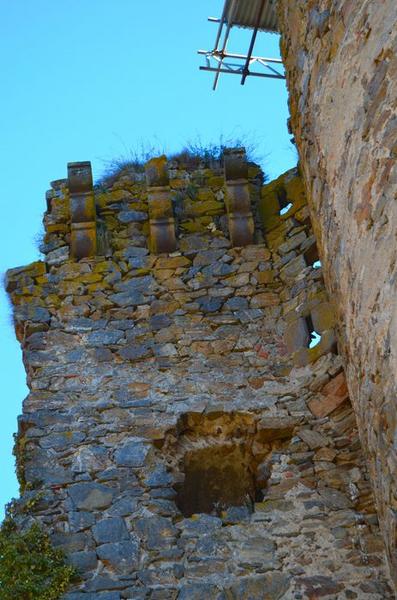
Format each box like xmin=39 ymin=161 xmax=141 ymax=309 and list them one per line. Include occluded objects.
xmin=96 ymin=135 xmax=264 ymax=188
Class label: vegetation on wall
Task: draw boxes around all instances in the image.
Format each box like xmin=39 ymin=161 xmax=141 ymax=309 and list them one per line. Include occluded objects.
xmin=0 ymin=515 xmax=75 ymax=600
xmin=13 ymin=431 xmax=29 ymax=493
xmin=96 ymin=134 xmax=263 ymax=188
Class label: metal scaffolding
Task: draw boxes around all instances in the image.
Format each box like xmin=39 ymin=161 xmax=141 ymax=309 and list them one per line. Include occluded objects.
xmin=198 ymin=0 xmax=285 ymax=90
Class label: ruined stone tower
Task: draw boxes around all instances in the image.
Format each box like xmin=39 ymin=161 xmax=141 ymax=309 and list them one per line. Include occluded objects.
xmin=5 ymin=150 xmax=394 ymax=598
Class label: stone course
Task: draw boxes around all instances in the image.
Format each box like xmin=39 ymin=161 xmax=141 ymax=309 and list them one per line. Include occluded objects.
xmin=5 ymin=156 xmax=393 ymax=598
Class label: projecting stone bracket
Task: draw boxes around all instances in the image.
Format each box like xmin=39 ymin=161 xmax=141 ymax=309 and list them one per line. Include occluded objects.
xmin=145 ymin=156 xmax=177 ymax=254
xmin=224 ymin=148 xmax=254 ymax=247
xmin=67 ymin=161 xmax=97 ymax=260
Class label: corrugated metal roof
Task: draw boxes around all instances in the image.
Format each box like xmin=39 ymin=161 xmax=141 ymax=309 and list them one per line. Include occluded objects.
xmin=224 ymin=0 xmax=279 ymax=33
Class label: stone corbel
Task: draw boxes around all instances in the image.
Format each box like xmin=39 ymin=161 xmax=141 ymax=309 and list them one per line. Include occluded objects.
xmin=145 ymin=156 xmax=177 ymax=254
xmin=224 ymin=148 xmax=254 ymax=247
xmin=67 ymin=161 xmax=97 ymax=260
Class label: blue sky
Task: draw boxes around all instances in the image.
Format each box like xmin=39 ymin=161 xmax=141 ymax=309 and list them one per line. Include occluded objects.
xmin=0 ymin=0 xmax=294 ymax=518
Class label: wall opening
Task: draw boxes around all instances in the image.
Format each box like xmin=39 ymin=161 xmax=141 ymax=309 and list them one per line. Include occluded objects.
xmin=305 ymin=314 xmax=321 ymax=348
xmin=277 ymin=188 xmax=293 ymax=215
xmin=161 ymin=412 xmax=295 ymax=519
xmin=280 ymin=202 xmax=293 ymax=216
xmin=304 ymin=243 xmax=320 ymax=268
xmin=175 ymin=443 xmax=264 ymax=517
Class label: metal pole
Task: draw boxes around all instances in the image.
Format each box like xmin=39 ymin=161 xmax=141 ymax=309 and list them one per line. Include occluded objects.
xmin=200 ymin=66 xmax=285 ymax=80
xmin=213 ymin=0 xmax=229 ymax=51
xmin=241 ymin=0 xmax=267 ymax=85
xmin=198 ymin=49 xmax=283 ymax=64
xmin=212 ymin=0 xmax=238 ymax=90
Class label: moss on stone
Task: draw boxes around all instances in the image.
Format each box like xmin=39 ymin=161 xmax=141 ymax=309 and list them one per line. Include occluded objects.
xmin=207 ymin=175 xmax=224 ymax=189
xmin=186 ymin=200 xmax=224 ymax=217
xmin=13 ymin=432 xmax=28 ymax=494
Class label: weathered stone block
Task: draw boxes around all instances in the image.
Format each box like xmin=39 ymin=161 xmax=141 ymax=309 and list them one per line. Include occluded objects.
xmin=178 ymin=583 xmax=225 ymax=600
xmin=284 ymin=317 xmax=309 ymax=352
xmin=144 ymin=465 xmax=173 ymax=487
xmin=64 ymin=593 xmax=121 ymax=600
xmin=118 ymin=210 xmax=148 ymax=223
xmin=118 ymin=342 xmax=152 ymax=361
xmin=311 ymin=302 xmax=335 ymax=332
xmin=250 ymin=292 xmax=280 ymax=308
xmin=109 ymin=291 xmax=146 ymax=307
xmin=197 ymin=296 xmax=223 ymax=313
xmin=107 ymin=497 xmax=139 ymax=517
xmin=68 ymin=550 xmax=98 ymax=572
xmin=86 ymin=574 xmax=133 ymax=592
xmin=178 ymin=514 xmax=222 ymax=536
xmin=14 ymin=305 xmax=51 ymax=323
xmin=96 ymin=540 xmax=140 ymax=570
xmin=114 ymin=440 xmax=150 ymax=467
xmin=297 ymin=428 xmax=330 ymax=449
xmin=279 ymin=255 xmax=307 ymax=282
xmin=257 ymin=417 xmax=297 ymax=442
xmin=40 ymin=431 xmax=86 ymax=450
xmin=68 ymin=482 xmax=114 ymax=510
xmin=69 ymin=511 xmax=96 ymax=532
xmin=86 ymin=329 xmax=124 ymax=346
xmin=228 ymin=573 xmax=290 ymax=599
xmin=224 ymin=296 xmax=249 ymax=311
xmin=135 ymin=516 xmax=177 ymax=550
xmin=93 ymin=517 xmax=129 ymax=544
xmin=308 ymin=372 xmax=349 ymax=417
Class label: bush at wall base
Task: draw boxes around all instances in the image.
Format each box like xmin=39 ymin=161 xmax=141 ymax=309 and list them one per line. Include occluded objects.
xmin=0 ymin=516 xmax=75 ymax=600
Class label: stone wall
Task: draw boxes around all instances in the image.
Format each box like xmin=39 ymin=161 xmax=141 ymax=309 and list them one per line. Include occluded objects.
xmin=5 ymin=156 xmax=393 ymax=598
xmin=278 ymin=0 xmax=397 ymax=585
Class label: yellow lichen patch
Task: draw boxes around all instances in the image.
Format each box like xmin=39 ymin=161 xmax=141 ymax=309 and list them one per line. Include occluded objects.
xmin=196 ymin=189 xmax=215 ymax=202
xmin=58 ymin=280 xmax=85 ymax=296
xmin=109 ymin=189 xmax=130 ymax=202
xmin=155 ymin=256 xmax=191 ymax=269
xmin=145 ymin=155 xmax=168 ymax=187
xmin=132 ymin=268 xmax=151 ymax=277
xmin=185 ymin=200 xmax=224 ymax=217
xmin=95 ymin=193 xmax=109 ymax=209
xmin=259 ymin=182 xmax=281 ymax=229
xmin=259 ymin=168 xmax=307 ymax=233
xmin=180 ymin=220 xmax=208 ymax=233
xmin=282 ymin=173 xmax=306 ymax=216
xmin=86 ymin=282 xmax=111 ymax=293
xmin=78 ymin=273 xmax=104 ymax=284
xmin=170 ymin=178 xmax=187 ymax=189
xmin=265 ymin=223 xmax=288 ymax=250
xmin=208 ymin=176 xmax=224 ymax=188
xmin=35 ymin=276 xmax=48 ymax=285
xmin=149 ymin=200 xmax=174 ymax=220
xmin=141 ymin=221 xmax=150 ymax=237
xmin=311 ymin=303 xmax=336 ymax=333
xmin=44 ymin=294 xmax=61 ymax=307
xmin=93 ymin=261 xmax=118 ymax=273
xmin=6 ymin=262 xmax=46 ymax=286
xmin=255 ymin=270 xmax=276 ymax=284
xmin=46 ymin=224 xmax=69 ymax=234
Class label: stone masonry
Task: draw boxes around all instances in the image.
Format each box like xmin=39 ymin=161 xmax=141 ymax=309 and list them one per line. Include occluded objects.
xmin=278 ymin=0 xmax=397 ymax=586
xmin=5 ymin=154 xmax=394 ymax=598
